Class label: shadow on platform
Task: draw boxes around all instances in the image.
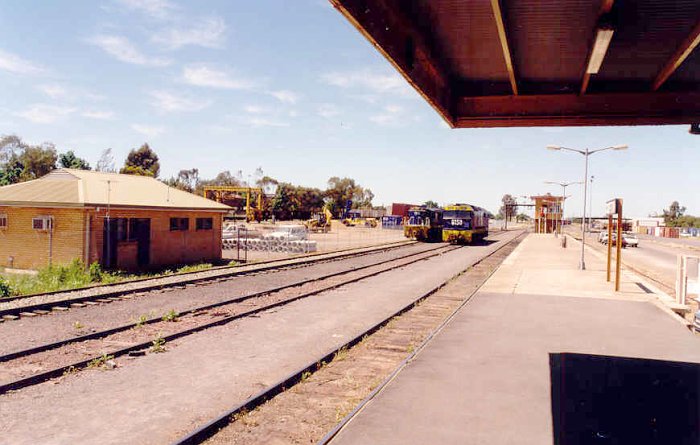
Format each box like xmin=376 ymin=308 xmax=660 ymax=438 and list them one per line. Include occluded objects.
xmin=550 ymin=352 xmax=699 ymax=445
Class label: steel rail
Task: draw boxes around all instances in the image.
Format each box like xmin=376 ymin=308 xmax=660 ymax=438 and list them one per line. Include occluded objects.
xmin=0 ymin=243 xmax=464 ymax=395
xmin=0 ymin=241 xmax=415 ymax=319
xmin=169 ymin=230 xmax=525 ymax=445
xmin=0 ymin=243 xmax=450 ymax=363
xmin=0 ymin=240 xmax=415 ymax=304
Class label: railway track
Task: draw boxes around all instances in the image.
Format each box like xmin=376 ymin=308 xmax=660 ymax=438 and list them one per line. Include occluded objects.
xmin=0 ymin=242 xmax=463 ymax=394
xmin=171 ymin=230 xmax=526 ymax=445
xmin=0 ymin=240 xmax=415 ymax=321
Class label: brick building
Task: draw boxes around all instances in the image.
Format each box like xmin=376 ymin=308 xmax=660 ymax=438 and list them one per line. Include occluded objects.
xmin=0 ymin=169 xmax=230 ymax=270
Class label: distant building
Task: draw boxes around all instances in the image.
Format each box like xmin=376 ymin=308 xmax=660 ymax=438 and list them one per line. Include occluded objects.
xmin=0 ymin=169 xmax=231 ymax=270
xmin=530 ymin=194 xmax=564 ymax=234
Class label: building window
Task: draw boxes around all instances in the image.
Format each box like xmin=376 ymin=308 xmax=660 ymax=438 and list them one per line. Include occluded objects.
xmin=196 ymin=218 xmax=213 ymax=230
xmin=170 ymin=217 xmax=189 ymax=231
xmin=32 ymin=216 xmax=53 ymax=231
xmin=0 ymin=214 xmax=6 ymax=229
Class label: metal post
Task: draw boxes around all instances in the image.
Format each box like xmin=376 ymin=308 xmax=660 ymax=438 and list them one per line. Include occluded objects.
xmin=244 ymin=225 xmax=248 ymax=263
xmin=607 ymin=214 xmax=613 ymax=282
xmin=580 ymin=149 xmax=589 ymax=270
xmin=236 ymin=226 xmax=240 ymax=262
xmin=588 ymin=176 xmax=594 ymax=231
xmin=615 ymin=200 xmax=623 ymax=291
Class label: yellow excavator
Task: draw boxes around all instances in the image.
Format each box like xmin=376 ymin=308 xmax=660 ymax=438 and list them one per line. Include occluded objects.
xmin=305 ymin=207 xmax=333 ymax=233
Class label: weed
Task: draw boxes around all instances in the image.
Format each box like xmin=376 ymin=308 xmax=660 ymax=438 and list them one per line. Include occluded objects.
xmin=87 ymin=353 xmax=114 ymax=369
xmin=73 ymin=321 xmax=84 ymax=330
xmin=62 ymin=365 xmax=78 ymax=376
xmin=135 ymin=314 xmax=149 ymax=327
xmin=0 ymin=276 xmax=13 ymax=298
xmin=176 ymin=263 xmax=212 ymax=274
xmin=228 ymin=260 xmax=239 ymax=266
xmin=333 ymin=346 xmax=348 ymax=362
xmin=406 ymin=343 xmax=415 ymax=354
xmin=300 ymin=371 xmax=312 ymax=382
xmin=161 ymin=309 xmax=179 ymax=322
xmin=151 ymin=334 xmax=166 ymax=353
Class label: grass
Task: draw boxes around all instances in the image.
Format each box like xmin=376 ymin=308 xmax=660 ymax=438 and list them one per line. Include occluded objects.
xmin=0 ymin=260 xmax=215 ymax=298
xmin=87 ymin=353 xmax=114 ymax=369
xmin=161 ymin=309 xmax=179 ymax=322
xmin=151 ymin=334 xmax=166 ymax=353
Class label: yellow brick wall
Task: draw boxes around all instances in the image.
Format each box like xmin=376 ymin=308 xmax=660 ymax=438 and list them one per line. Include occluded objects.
xmin=88 ymin=208 xmax=223 ymax=270
xmin=0 ymin=207 xmax=86 ymax=270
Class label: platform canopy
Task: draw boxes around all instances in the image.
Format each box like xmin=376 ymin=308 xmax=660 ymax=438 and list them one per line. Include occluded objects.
xmin=330 ymin=0 xmax=700 ymax=128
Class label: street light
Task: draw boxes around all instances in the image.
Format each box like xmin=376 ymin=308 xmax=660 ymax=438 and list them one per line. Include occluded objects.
xmin=546 ymin=144 xmax=628 ymax=270
xmin=544 ymin=181 xmax=582 ymax=236
xmin=588 ymin=175 xmax=595 ymax=231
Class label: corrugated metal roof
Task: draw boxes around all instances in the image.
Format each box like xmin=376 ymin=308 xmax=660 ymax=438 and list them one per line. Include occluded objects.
xmin=597 ymin=0 xmax=700 ymax=83
xmin=0 ymin=169 xmax=231 ymax=211
xmin=415 ymin=0 xmax=509 ymax=81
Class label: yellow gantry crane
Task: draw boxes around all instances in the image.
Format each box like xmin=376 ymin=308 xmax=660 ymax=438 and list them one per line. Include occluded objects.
xmin=203 ymin=186 xmax=264 ymax=222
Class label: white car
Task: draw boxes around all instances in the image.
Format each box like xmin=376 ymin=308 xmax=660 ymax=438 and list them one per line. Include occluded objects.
xmin=264 ymin=225 xmax=309 ymax=241
xmin=622 ymin=233 xmax=639 ymax=247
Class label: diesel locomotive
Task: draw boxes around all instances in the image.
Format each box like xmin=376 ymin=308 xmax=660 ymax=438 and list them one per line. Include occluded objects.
xmin=442 ymin=203 xmax=489 ymax=243
xmin=403 ymin=206 xmax=443 ymax=242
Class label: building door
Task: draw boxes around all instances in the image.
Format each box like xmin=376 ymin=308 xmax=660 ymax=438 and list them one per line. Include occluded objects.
xmin=133 ymin=219 xmax=151 ymax=267
xmin=102 ymin=218 xmax=118 ymax=268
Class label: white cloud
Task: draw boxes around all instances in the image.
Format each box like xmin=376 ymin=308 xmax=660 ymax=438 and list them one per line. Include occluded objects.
xmin=36 ymin=84 xmax=67 ymax=99
xmin=88 ymin=35 xmax=170 ymax=67
xmin=116 ymin=0 xmax=176 ymax=19
xmin=243 ymin=105 xmax=266 ymax=114
xmin=152 ymin=16 xmax=226 ymax=50
xmin=245 ymin=117 xmax=289 ymax=128
xmin=321 ymin=69 xmax=415 ymax=98
xmin=370 ymin=104 xmax=405 ymax=126
xmin=37 ymin=84 xmax=106 ymax=102
xmin=269 ymin=90 xmax=299 ymax=104
xmin=82 ymin=110 xmax=115 ymax=120
xmin=182 ymin=65 xmax=255 ymax=89
xmin=15 ymin=104 xmax=76 ymax=124
xmin=149 ymin=90 xmax=211 ymax=112
xmin=131 ymin=124 xmax=165 ymax=137
xmin=317 ymin=103 xmax=340 ymax=118
xmin=0 ymin=49 xmax=45 ymax=75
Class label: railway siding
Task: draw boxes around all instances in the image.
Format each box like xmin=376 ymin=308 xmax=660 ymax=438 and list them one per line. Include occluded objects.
xmin=0 ymin=232 xmax=521 ymax=445
xmin=0 ymin=240 xmax=414 ymax=317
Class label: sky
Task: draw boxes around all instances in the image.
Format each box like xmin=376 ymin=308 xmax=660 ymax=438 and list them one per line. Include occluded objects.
xmin=1 ymin=0 xmax=698 ymax=218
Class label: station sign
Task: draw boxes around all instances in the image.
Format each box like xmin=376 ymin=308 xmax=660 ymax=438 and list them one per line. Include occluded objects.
xmin=606 ymin=198 xmax=622 ymax=216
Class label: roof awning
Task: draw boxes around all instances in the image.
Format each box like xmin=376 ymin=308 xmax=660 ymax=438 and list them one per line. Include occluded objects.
xmin=330 ymin=0 xmax=700 ymax=128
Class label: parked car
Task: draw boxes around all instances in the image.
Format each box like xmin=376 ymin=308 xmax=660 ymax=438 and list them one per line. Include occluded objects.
xmin=263 ymin=224 xmax=309 ymax=241
xmin=598 ymin=232 xmax=608 ymax=243
xmin=622 ymin=233 xmax=638 ymax=247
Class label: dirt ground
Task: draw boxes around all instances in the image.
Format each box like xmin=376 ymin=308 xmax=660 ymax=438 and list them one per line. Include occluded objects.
xmin=223 ymin=221 xmax=405 ymax=262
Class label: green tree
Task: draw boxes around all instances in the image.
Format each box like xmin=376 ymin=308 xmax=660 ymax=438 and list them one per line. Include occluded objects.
xmin=17 ymin=144 xmax=58 ymax=181
xmin=325 ymin=176 xmax=372 ymax=215
xmin=499 ymin=194 xmax=517 ymax=220
xmin=271 ymin=183 xmax=298 ymax=219
xmin=59 ymin=150 xmax=91 ymax=170
xmin=663 ymin=201 xmax=686 ymax=225
xmin=120 ymin=143 xmax=160 ymax=177
xmin=424 ymin=200 xmax=439 ymax=208
xmin=166 ymin=168 xmax=199 ymax=193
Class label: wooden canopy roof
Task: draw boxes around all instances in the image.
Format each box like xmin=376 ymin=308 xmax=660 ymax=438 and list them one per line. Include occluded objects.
xmin=330 ymin=0 xmax=700 ymax=128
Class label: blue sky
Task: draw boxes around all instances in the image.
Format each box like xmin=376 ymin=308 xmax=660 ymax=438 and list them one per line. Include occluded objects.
xmin=1 ymin=0 xmax=698 ymax=218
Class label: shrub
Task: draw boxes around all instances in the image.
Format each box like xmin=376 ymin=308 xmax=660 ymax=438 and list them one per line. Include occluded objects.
xmin=0 ymin=276 xmax=13 ymax=298
xmin=88 ymin=262 xmax=103 ymax=282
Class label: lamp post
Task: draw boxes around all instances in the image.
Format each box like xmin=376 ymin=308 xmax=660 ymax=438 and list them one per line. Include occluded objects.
xmin=588 ymin=175 xmax=595 ymax=231
xmin=544 ymin=181 xmax=582 ymax=236
xmin=546 ymin=144 xmax=628 ymax=270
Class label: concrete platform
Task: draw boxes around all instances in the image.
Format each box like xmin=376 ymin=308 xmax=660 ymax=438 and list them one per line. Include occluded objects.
xmin=330 ymin=234 xmax=700 ymax=445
